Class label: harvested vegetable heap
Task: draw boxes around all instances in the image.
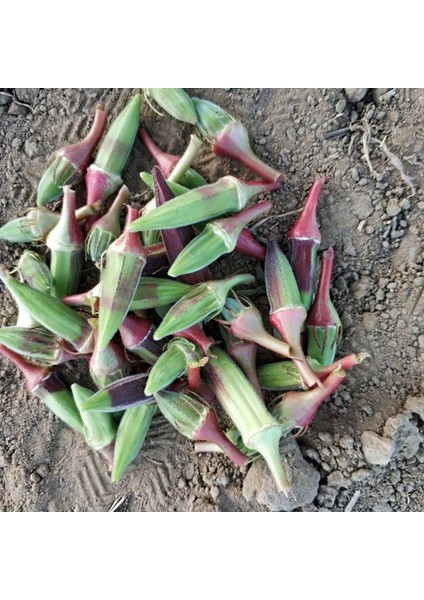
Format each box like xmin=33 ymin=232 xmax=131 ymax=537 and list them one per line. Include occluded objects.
xmin=0 ymin=89 xmax=369 ymax=493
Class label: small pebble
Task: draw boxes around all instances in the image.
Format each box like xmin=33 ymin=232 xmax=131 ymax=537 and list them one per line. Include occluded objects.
xmin=210 ymin=486 xmax=220 ymax=501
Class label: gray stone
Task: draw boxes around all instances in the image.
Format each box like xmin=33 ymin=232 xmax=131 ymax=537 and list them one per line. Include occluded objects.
xmin=24 ymin=139 xmax=42 ymax=158
xmin=361 ymin=431 xmax=394 ymax=466
xmin=210 ymin=486 xmax=220 ymax=501
xmin=316 ymin=485 xmax=338 ymax=508
xmin=0 ymin=92 xmax=12 ymax=106
xmin=11 ymin=138 xmax=22 ymax=149
xmin=362 ymin=312 xmax=378 ymax=332
xmin=404 ymin=396 xmax=424 ymax=420
xmin=352 ymin=194 xmax=374 ymax=220
xmin=8 ymin=102 xmax=28 ymax=116
xmin=344 ymin=241 xmax=357 ymax=257
xmin=242 ymin=440 xmax=320 ymax=511
xmin=372 ymin=502 xmax=393 ymax=512
xmin=399 ymin=198 xmax=411 ymax=210
xmin=350 ymin=468 xmax=371 ymax=482
xmin=345 ymin=88 xmax=369 ymax=103
xmin=383 ymin=414 xmax=422 ymax=459
xmin=386 ymin=198 xmax=401 ymax=217
xmin=413 ymin=277 xmax=424 ymax=287
xmin=336 ymin=98 xmax=347 ymax=113
xmin=327 ymin=470 xmax=351 ymax=488
xmin=339 ymin=434 xmax=354 ymax=450
xmin=15 ymin=88 xmax=40 ymax=104
xmin=334 ymin=275 xmax=348 ymax=291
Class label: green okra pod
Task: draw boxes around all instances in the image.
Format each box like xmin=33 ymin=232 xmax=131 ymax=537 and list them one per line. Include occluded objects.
xmin=97 ymin=206 xmax=147 ymax=352
xmin=72 ymin=384 xmax=117 ymax=465
xmin=154 ymin=273 xmax=255 ymax=341
xmin=0 ymin=266 xmax=94 ymax=353
xmin=111 ymin=404 xmax=156 ymax=482
xmin=144 ymin=88 xmax=198 ymax=125
xmin=46 ymin=186 xmax=84 ymax=298
xmin=129 ymin=176 xmax=279 ymax=233
xmin=205 ymin=347 xmax=290 ymax=493
xmin=144 ymin=338 xmax=208 ymax=396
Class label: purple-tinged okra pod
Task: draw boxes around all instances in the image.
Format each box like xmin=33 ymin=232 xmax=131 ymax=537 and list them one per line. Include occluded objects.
xmin=223 ymin=330 xmax=263 ymax=400
xmin=62 ymin=283 xmax=101 ymax=313
xmin=172 ymin=324 xmax=215 ymax=356
xmin=144 ymin=88 xmax=198 ymax=125
xmin=86 ymin=185 xmax=129 ymax=266
xmin=140 ymin=128 xmax=206 ymax=189
xmin=152 ymin=166 xmax=211 ymax=285
xmin=89 ymin=320 xmax=129 ymax=389
xmin=111 ymin=404 xmax=157 ymax=482
xmin=205 ymin=347 xmax=291 ymax=493
xmin=0 ymin=342 xmax=49 ymax=391
xmin=306 ymin=247 xmax=342 ymax=366
xmin=288 ymin=177 xmax=326 ymax=312
xmin=130 ymin=276 xmax=191 ymax=311
xmin=79 ymin=373 xmax=152 ymax=413
xmin=37 ymin=104 xmax=107 ymax=206
xmin=168 ymin=201 xmax=271 ymax=277
xmin=154 ymin=273 xmax=255 ymax=341
xmin=85 ymin=95 xmax=141 ymax=230
xmin=97 ymin=206 xmax=147 ymax=352
xmin=71 ymin=384 xmax=117 ymax=468
xmin=222 ymin=296 xmax=292 ymax=360
xmin=129 ymin=175 xmax=281 ymax=233
xmin=313 ymin=352 xmax=370 ymax=378
xmin=265 ymin=241 xmax=322 ymax=389
xmin=0 ymin=326 xmax=82 ymax=366
xmin=155 ymin=389 xmax=249 ymax=468
xmin=143 ymin=242 xmax=170 ymax=274
xmin=187 ymin=366 xmax=216 ymax=405
xmin=0 ymin=265 xmax=94 ymax=353
xmin=119 ymin=313 xmax=163 ymax=365
xmin=144 ymin=338 xmax=208 ymax=397
xmin=0 ymin=343 xmax=84 ymax=432
xmin=193 ymin=97 xmax=285 ymax=184
xmin=234 ymin=228 xmax=266 ymax=261
xmin=258 ymin=352 xmax=370 ymax=390
xmin=271 ymin=367 xmax=346 ymax=434
xmin=45 ymin=186 xmax=84 ymax=298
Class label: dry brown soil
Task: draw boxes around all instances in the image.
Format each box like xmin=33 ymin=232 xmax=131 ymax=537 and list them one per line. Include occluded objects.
xmin=0 ymin=88 xmax=423 ymax=512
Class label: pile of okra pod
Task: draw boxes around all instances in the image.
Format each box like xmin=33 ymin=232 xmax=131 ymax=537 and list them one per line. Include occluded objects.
xmin=0 ymin=89 xmax=369 ymax=493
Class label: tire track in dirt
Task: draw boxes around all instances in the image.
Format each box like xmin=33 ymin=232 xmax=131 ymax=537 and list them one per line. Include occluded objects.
xmin=76 ymin=451 xmax=114 ymax=508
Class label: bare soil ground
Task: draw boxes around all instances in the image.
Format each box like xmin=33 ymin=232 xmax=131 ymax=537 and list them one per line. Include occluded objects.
xmin=0 ymin=88 xmax=423 ymax=512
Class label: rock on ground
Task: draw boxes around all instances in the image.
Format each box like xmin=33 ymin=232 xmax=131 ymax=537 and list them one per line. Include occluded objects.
xmin=361 ymin=431 xmax=394 ymax=466
xmin=242 ymin=439 xmax=320 ymax=511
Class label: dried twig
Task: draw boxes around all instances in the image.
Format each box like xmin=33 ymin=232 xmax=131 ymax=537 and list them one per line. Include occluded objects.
xmin=376 ymin=137 xmax=416 ymax=196
xmin=345 ymin=489 xmax=361 ymax=512
xmin=250 ymin=208 xmax=302 ymax=232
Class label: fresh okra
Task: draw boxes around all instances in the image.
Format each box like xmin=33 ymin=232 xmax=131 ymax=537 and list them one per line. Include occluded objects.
xmin=37 ymin=104 xmax=107 ymax=206
xmin=168 ymin=200 xmax=271 ymax=277
xmin=46 ymin=186 xmax=84 ymax=298
xmin=97 ymin=206 xmax=146 ymax=352
xmin=144 ymin=338 xmax=208 ymax=396
xmin=129 ymin=176 xmax=280 ymax=233
xmin=144 ymin=88 xmax=198 ymax=125
xmin=155 ymin=389 xmax=249 ymax=467
xmin=288 ymin=177 xmax=325 ymax=312
xmin=205 ymin=347 xmax=291 ymax=493
xmin=154 ymin=273 xmax=255 ymax=341
xmin=265 ymin=241 xmax=322 ymax=389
